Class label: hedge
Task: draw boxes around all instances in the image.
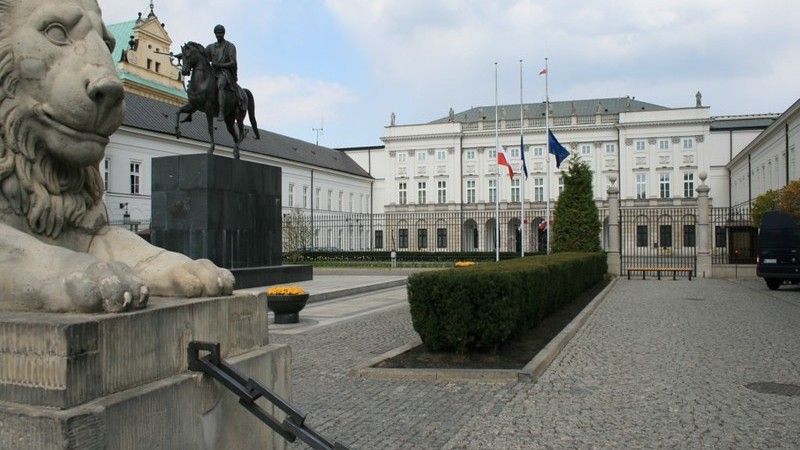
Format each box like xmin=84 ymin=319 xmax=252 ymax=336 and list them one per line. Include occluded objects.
xmin=407 ymin=252 xmax=607 ymax=353
xmin=287 ymin=251 xmax=524 ymax=263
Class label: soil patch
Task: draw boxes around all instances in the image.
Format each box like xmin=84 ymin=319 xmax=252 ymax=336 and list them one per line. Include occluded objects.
xmin=375 ymin=280 xmax=609 ymax=370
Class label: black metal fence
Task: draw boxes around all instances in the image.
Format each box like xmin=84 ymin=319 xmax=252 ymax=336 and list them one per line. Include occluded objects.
xmin=711 ymin=206 xmax=757 ymax=264
xmin=619 ymin=206 xmax=698 ymax=276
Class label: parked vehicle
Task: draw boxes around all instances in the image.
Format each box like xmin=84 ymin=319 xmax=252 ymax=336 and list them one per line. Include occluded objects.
xmin=756 ymin=211 xmax=800 ymax=290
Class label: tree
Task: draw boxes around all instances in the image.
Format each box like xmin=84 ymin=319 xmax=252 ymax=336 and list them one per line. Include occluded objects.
xmin=777 ymin=180 xmax=800 ymax=220
xmin=751 ymin=189 xmax=781 ymax=228
xmin=282 ymin=208 xmax=312 ymax=258
xmin=551 ymin=157 xmax=601 ymax=253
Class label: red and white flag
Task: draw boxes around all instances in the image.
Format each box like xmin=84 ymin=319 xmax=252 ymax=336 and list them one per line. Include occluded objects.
xmin=497 ymin=144 xmax=514 ymax=179
xmin=539 ymin=67 xmax=547 ymax=75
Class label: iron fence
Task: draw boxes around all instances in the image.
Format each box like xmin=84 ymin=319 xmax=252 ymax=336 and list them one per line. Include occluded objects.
xmin=711 ymin=206 xmax=757 ymax=264
xmin=619 ymin=206 xmax=698 ymax=276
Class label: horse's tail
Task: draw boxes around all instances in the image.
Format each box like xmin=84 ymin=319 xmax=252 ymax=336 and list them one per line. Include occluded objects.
xmin=245 ymin=89 xmax=260 ymax=140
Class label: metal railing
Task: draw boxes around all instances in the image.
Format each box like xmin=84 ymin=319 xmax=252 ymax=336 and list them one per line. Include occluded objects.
xmin=711 ymin=206 xmax=757 ymax=264
xmin=619 ymin=206 xmax=698 ymax=276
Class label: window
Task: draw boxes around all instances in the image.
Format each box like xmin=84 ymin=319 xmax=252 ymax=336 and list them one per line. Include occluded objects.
xmin=511 ymin=179 xmax=520 ymax=202
xmin=375 ymin=230 xmax=384 ymax=249
xmin=437 ymin=181 xmax=447 ymax=203
xmin=349 ymin=193 xmax=354 ymax=212
xmin=534 ymin=147 xmax=544 ymax=157
xmin=534 ymin=177 xmax=544 ymax=202
xmin=636 ymin=226 xmax=648 ymax=247
xmin=398 ymin=152 xmax=407 ymax=163
xmin=399 ymin=183 xmax=407 ymax=205
xmin=288 ymin=184 xmax=294 ymax=207
xmin=683 ymin=173 xmax=695 ymax=198
xmin=146 ymin=59 xmax=152 ymax=70
xmin=659 ymin=173 xmax=671 ymax=199
xmin=155 ymin=61 xmax=161 ymax=73
xmin=327 ymin=190 xmax=332 ymax=210
xmin=398 ymin=229 xmax=409 ymax=249
xmin=417 ymin=229 xmax=428 ymax=249
xmin=103 ymin=158 xmax=110 ymax=191
xmin=683 ymin=138 xmax=694 ymax=150
xmin=488 ymin=147 xmax=497 ymax=159
xmin=129 ymin=161 xmax=140 ymax=195
xmin=715 ymin=226 xmax=726 ymax=248
xmin=659 ymin=225 xmax=672 ymax=248
xmin=302 ymin=186 xmax=308 ymax=209
xmin=683 ymin=225 xmax=696 ymax=247
xmin=338 ymin=191 xmax=343 ymax=211
xmin=635 ymin=140 xmax=646 ymax=152
xmin=418 ymin=182 xmax=427 ymax=204
xmin=315 ymin=187 xmax=321 ymax=209
xmin=558 ymin=176 xmax=564 ymax=195
xmin=659 ymin=139 xmax=669 ymax=150
xmin=488 ymin=179 xmax=497 ymax=203
xmin=436 ymin=228 xmax=447 ymax=249
xmin=436 ymin=149 xmax=446 ymax=161
xmin=510 ymin=147 xmax=520 ymax=159
xmin=581 ymin=144 xmax=592 ymax=155
xmin=417 ymin=151 xmax=427 ymax=163
xmin=636 ymin=173 xmax=647 ymax=199
xmin=466 ymin=180 xmax=476 ymax=203
xmin=466 ymin=150 xmax=476 ymax=160
xmin=605 ymin=143 xmax=616 ymax=155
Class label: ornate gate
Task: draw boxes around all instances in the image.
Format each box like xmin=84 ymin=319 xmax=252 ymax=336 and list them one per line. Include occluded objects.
xmin=619 ymin=206 xmax=698 ymax=277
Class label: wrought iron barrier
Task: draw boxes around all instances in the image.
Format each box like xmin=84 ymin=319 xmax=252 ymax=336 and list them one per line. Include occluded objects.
xmin=619 ymin=206 xmax=698 ymax=277
xmin=188 ymin=341 xmax=350 ymax=450
xmin=711 ymin=206 xmax=757 ymax=264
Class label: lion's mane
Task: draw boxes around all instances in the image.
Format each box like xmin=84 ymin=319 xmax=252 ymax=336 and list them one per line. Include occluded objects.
xmin=0 ymin=3 xmax=105 ymax=238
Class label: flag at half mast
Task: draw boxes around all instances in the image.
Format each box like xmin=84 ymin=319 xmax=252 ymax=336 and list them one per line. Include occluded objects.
xmin=497 ymin=144 xmax=514 ymax=179
xmin=548 ymin=130 xmax=570 ymax=168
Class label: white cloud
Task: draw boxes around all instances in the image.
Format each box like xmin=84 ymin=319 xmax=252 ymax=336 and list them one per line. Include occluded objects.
xmin=243 ymin=75 xmax=358 ymax=129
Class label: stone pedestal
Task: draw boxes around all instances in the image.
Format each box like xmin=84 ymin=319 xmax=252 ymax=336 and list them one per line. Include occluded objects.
xmin=0 ymin=294 xmax=290 ymax=450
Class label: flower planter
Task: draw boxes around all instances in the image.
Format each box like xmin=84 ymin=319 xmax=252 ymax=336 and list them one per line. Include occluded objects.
xmin=265 ymin=293 xmax=309 ymax=324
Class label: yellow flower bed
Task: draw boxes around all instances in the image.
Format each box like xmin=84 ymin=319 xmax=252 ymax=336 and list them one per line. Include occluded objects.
xmin=267 ymin=285 xmax=306 ymax=296
xmin=454 ymin=261 xmax=476 ymax=268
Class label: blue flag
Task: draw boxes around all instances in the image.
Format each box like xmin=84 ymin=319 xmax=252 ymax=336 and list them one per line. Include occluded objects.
xmin=520 ymin=135 xmax=528 ymax=179
xmin=548 ymin=130 xmax=570 ymax=168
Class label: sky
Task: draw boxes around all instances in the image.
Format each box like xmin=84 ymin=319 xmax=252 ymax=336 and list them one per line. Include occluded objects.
xmin=97 ymin=0 xmax=800 ymax=149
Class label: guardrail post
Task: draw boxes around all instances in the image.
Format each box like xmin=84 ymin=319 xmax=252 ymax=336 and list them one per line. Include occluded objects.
xmin=696 ymin=172 xmax=712 ymax=278
xmin=607 ymin=174 xmax=621 ymax=276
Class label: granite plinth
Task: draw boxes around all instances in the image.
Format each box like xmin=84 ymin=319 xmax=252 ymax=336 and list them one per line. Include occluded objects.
xmin=151 ymin=154 xmax=282 ymax=269
xmin=0 ymin=295 xmax=269 ymax=409
xmin=233 ymin=264 xmax=313 ymax=289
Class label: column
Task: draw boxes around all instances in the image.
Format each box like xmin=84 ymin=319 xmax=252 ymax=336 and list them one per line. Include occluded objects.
xmin=696 ymin=172 xmax=712 ymax=278
xmin=607 ymin=174 xmax=621 ymax=276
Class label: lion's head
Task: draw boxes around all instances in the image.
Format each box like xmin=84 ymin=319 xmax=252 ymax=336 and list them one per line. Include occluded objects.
xmin=0 ymin=0 xmax=124 ymax=238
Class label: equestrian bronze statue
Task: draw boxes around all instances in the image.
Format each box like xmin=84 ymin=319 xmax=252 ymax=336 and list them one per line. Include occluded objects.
xmin=175 ymin=25 xmax=259 ymax=159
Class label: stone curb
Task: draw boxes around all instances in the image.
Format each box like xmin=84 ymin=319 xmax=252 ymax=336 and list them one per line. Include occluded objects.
xmin=349 ymin=277 xmax=619 ymax=383
xmin=517 ymin=276 xmax=619 ymax=382
xmin=307 ymin=279 xmax=408 ymax=304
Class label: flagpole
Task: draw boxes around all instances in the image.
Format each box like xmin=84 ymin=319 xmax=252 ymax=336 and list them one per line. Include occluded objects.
xmin=494 ymin=62 xmax=500 ymax=263
xmin=519 ymin=59 xmax=525 ymax=258
xmin=544 ymin=57 xmax=551 ymax=255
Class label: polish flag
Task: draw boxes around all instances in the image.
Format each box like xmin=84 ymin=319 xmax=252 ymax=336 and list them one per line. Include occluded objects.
xmin=497 ymin=144 xmax=514 ymax=179
xmin=539 ymin=67 xmax=547 ymax=75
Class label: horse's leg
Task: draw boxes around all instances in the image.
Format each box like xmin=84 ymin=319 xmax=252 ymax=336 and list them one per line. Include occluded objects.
xmin=226 ymin=116 xmax=240 ymax=159
xmin=206 ymin=111 xmax=215 ymax=155
xmin=175 ymin=103 xmax=196 ymax=139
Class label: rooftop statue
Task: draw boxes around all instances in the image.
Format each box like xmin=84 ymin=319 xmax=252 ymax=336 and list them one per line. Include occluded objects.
xmin=0 ymin=0 xmax=234 ymax=313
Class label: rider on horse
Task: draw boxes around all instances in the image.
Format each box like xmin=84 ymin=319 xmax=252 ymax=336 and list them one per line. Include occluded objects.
xmin=207 ymin=25 xmax=246 ymax=118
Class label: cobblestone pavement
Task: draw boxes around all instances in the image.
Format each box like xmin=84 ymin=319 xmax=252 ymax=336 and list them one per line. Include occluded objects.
xmin=273 ymin=279 xmax=800 ymax=449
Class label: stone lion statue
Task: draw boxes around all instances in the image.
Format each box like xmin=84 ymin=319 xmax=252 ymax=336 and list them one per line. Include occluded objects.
xmin=0 ymin=0 xmax=234 ymax=313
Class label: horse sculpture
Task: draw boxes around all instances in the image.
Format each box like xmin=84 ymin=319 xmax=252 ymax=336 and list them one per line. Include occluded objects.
xmin=174 ymin=42 xmax=260 ymax=159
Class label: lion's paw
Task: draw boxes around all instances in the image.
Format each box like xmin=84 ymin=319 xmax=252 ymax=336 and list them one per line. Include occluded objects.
xmin=64 ymin=262 xmax=149 ymax=313
xmin=149 ymin=259 xmax=235 ymax=298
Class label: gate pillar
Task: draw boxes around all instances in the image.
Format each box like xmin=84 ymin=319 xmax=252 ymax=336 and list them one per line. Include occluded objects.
xmin=607 ymin=175 xmax=621 ymax=276
xmin=696 ymin=172 xmax=712 ymax=278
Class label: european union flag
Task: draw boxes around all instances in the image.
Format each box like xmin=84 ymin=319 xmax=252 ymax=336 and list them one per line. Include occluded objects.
xmin=548 ymin=130 xmax=570 ymax=168
xmin=520 ymin=135 xmax=528 ymax=179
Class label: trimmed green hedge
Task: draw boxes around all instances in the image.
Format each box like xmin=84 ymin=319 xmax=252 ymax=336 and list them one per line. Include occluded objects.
xmin=407 ymin=252 xmax=607 ymax=352
xmin=288 ymin=251 xmax=524 ymax=263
